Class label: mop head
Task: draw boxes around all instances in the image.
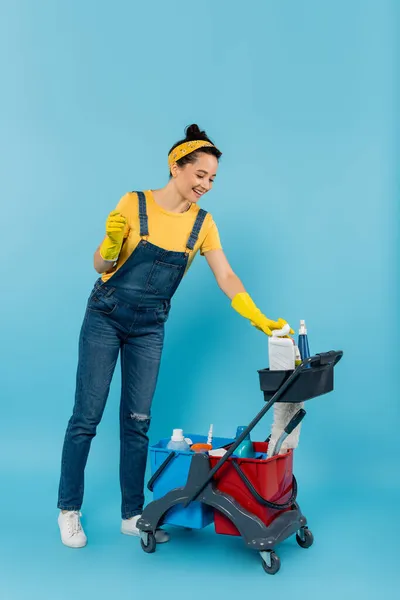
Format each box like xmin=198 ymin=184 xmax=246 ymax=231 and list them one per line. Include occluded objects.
xmin=267 ymin=401 xmax=304 ymax=458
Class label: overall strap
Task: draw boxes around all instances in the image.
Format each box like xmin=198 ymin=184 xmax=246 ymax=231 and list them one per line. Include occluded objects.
xmin=136 ymin=191 xmax=149 ymax=238
xmin=186 ymin=209 xmax=208 ymax=252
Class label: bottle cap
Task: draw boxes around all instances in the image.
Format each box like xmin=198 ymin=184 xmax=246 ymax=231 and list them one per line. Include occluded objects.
xmin=271 ymin=323 xmax=291 ymax=337
xmin=171 ymin=429 xmax=184 ymax=442
xmin=190 ymin=443 xmax=212 ymax=453
xmin=299 ymin=320 xmax=307 ymax=334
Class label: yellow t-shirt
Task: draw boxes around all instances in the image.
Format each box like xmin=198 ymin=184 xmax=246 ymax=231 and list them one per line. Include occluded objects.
xmin=101 ymin=190 xmax=222 ymax=282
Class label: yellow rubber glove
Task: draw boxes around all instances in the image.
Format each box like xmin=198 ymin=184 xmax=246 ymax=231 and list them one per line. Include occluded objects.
xmin=231 ymin=292 xmax=294 ymax=336
xmin=99 ymin=211 xmax=128 ymax=261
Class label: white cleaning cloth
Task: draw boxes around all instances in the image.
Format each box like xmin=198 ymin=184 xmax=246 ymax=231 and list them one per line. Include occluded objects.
xmin=267 ymin=401 xmax=304 ymax=458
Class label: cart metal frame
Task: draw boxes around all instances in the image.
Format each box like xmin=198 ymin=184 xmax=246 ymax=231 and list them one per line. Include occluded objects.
xmin=137 ymin=351 xmax=343 ymax=574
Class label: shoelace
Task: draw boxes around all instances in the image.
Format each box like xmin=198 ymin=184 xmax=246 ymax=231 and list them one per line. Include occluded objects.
xmin=67 ymin=511 xmax=82 ymax=536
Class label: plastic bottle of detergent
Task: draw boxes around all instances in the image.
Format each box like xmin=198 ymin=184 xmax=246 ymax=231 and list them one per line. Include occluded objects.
xmin=298 ymin=320 xmax=310 ymax=360
xmin=166 ymin=429 xmax=190 ymax=451
xmin=293 ymin=339 xmax=302 ymax=367
xmin=233 ymin=426 xmax=255 ymax=458
xmin=268 ymin=323 xmax=295 ymax=371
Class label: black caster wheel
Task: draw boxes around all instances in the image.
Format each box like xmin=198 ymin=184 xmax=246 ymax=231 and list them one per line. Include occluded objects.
xmin=140 ymin=532 xmax=156 ymax=554
xmin=261 ymin=552 xmax=281 ymax=575
xmin=296 ymin=528 xmax=314 ymax=549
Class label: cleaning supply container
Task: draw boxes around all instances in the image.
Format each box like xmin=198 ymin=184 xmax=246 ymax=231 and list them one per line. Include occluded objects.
xmin=210 ymin=442 xmax=294 ymax=536
xmin=148 ymin=433 xmax=233 ymax=529
xmin=166 ymin=429 xmax=191 ymax=451
xmin=298 ymin=319 xmax=311 ymax=360
xmin=138 ymin=351 xmax=343 ymax=575
xmin=268 ymin=324 xmax=295 ymax=371
xmin=232 ymin=426 xmax=256 ymax=458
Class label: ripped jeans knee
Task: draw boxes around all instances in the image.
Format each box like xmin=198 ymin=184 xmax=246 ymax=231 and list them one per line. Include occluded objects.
xmin=130 ymin=412 xmax=150 ymax=423
xmin=123 ymin=411 xmax=151 ymax=438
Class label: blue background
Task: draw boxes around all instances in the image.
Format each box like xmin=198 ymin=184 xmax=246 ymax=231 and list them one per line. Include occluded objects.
xmin=0 ymin=0 xmax=398 ymax=597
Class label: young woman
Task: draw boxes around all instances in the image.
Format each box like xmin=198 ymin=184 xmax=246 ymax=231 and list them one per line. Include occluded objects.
xmin=57 ymin=124 xmax=292 ymax=548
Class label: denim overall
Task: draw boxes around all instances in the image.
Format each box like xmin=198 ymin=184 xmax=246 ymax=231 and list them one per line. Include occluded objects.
xmin=58 ymin=192 xmax=208 ymax=519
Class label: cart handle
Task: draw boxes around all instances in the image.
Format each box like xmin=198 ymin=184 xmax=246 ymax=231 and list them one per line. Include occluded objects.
xmin=304 ymin=350 xmax=343 ymax=369
xmin=147 ymin=451 xmax=176 ymax=492
xmin=231 ymin=462 xmax=298 ymax=510
xmin=183 ymin=350 xmax=343 ymax=507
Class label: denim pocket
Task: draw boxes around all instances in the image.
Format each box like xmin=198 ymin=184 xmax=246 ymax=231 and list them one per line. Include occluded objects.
xmin=88 ymin=286 xmax=118 ymax=315
xmin=155 ymin=302 xmax=171 ymax=325
xmin=147 ymin=261 xmax=183 ymax=296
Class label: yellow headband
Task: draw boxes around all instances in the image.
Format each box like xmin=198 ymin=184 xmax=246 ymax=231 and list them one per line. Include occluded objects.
xmin=168 ymin=140 xmax=215 ymax=167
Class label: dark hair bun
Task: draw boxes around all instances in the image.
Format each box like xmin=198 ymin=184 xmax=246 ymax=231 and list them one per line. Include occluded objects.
xmin=185 ymin=123 xmax=207 ymax=141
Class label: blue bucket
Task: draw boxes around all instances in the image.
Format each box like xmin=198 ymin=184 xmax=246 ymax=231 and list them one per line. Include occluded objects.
xmin=149 ymin=434 xmax=233 ymax=529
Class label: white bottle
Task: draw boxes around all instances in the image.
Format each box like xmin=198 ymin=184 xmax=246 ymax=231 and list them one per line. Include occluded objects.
xmin=268 ymin=323 xmax=295 ymax=371
xmin=166 ymin=429 xmax=191 ymax=451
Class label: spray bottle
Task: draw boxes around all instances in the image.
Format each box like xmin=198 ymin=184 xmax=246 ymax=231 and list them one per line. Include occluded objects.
xmin=298 ymin=319 xmax=310 ymax=360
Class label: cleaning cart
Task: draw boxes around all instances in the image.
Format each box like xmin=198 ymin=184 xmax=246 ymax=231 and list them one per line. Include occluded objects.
xmin=137 ymin=350 xmax=343 ymax=574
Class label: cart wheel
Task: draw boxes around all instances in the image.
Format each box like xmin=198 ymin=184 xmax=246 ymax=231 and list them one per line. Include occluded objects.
xmin=296 ymin=528 xmax=314 ymax=549
xmin=140 ymin=532 xmax=156 ymax=554
xmin=261 ymin=552 xmax=281 ymax=575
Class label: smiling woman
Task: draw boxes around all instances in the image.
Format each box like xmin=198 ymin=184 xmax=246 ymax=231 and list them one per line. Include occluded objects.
xmin=168 ymin=123 xmax=221 ymax=181
xmin=56 ymin=123 xmax=293 ymax=549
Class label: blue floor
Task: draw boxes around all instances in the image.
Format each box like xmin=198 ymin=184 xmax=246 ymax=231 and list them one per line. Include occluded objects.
xmin=2 ymin=465 xmax=399 ymax=599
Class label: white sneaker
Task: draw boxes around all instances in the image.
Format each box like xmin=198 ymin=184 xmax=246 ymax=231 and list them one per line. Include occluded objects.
xmin=121 ymin=515 xmax=170 ymax=543
xmin=58 ymin=511 xmax=87 ymax=548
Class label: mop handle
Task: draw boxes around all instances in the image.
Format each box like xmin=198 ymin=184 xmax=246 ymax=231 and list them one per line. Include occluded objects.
xmin=271 ymin=408 xmax=306 ymax=456
xmin=183 ymin=350 xmax=343 ymax=508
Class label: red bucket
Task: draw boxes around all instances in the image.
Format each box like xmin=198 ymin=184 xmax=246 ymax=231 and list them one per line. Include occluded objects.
xmin=209 ymin=442 xmax=294 ymax=536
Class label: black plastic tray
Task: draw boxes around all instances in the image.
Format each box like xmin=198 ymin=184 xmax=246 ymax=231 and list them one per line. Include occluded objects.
xmin=258 ymin=358 xmax=336 ymax=403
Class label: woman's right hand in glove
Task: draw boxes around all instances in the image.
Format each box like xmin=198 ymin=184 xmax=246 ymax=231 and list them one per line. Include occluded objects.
xmin=99 ymin=211 xmax=128 ymax=261
xmin=231 ymin=292 xmax=294 ymax=336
